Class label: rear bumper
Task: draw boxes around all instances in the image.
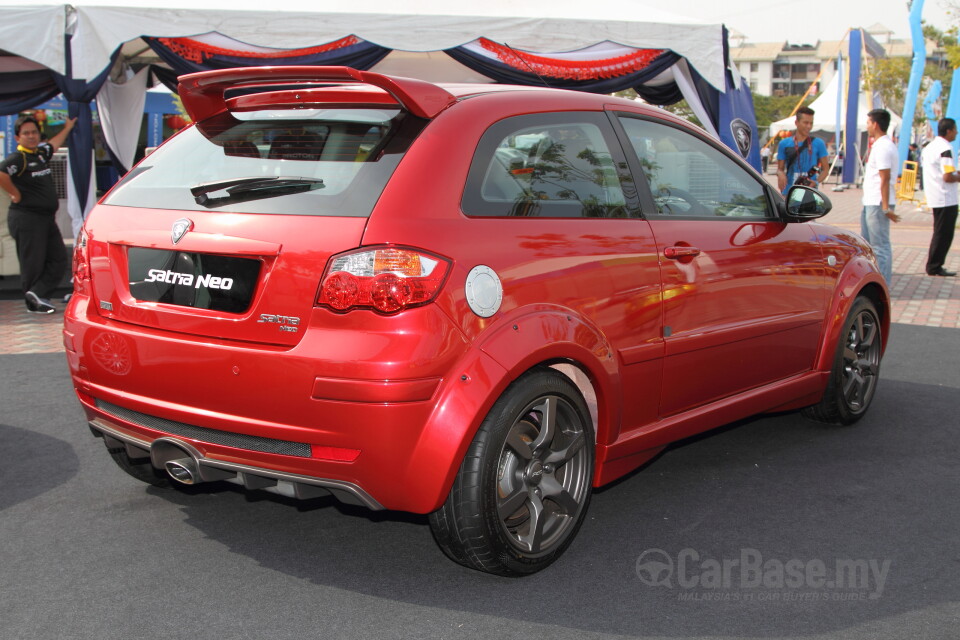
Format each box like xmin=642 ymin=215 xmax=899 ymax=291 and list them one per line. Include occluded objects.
xmin=64 ymin=293 xmax=476 ymax=513
xmin=89 ymin=416 xmax=383 ymax=509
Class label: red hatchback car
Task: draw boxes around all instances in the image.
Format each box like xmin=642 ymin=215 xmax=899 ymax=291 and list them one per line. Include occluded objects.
xmin=65 ymin=66 xmax=888 ymax=576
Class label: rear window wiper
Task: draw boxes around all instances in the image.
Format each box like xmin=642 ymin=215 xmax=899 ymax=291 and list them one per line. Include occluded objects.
xmin=191 ymin=176 xmax=324 ymax=208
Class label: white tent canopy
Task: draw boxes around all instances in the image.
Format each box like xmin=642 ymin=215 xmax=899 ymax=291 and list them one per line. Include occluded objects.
xmin=0 ymin=1 xmax=727 ymax=90
xmin=3 ymin=1 xmax=757 ymax=240
xmin=0 ymin=5 xmax=65 ymax=74
xmin=768 ymin=71 xmax=902 ymax=140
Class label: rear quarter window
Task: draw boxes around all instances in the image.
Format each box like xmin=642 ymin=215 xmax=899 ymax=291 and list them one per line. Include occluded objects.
xmin=462 ymin=112 xmax=636 ymax=218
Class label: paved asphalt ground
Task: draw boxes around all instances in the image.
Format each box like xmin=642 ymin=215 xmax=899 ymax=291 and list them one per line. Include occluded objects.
xmin=1 ymin=177 xmax=959 ymax=638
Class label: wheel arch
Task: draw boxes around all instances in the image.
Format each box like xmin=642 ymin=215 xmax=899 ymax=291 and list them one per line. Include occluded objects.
xmin=857 ymin=282 xmax=890 ymax=341
xmin=815 ymin=260 xmax=891 ymax=372
xmin=547 ymin=362 xmax=599 ymax=442
xmin=475 ymin=308 xmax=621 ymax=448
xmin=397 ymin=308 xmax=621 ymax=513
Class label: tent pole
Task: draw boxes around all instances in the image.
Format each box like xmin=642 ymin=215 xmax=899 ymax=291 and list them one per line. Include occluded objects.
xmin=825 ymin=147 xmax=841 ymax=184
xmin=854 ymin=143 xmax=865 ymax=187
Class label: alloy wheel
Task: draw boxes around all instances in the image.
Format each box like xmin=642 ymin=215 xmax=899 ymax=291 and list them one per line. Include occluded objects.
xmin=495 ymin=394 xmax=590 ymax=556
xmin=840 ymin=308 xmax=881 ymax=413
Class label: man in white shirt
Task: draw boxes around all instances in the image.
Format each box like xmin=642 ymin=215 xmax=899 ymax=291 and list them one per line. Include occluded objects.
xmin=919 ymin=118 xmax=958 ymax=277
xmin=860 ymin=109 xmax=900 ymax=283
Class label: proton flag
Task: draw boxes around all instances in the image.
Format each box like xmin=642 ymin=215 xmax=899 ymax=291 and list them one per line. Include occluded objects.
xmin=718 ymin=73 xmax=761 ymax=172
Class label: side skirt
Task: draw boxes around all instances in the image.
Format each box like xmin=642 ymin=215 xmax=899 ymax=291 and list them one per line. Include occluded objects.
xmin=595 ymin=371 xmax=830 ymax=486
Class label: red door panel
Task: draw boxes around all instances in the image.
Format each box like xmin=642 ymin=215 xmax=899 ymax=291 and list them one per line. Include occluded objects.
xmin=654 ymin=219 xmax=826 ymax=415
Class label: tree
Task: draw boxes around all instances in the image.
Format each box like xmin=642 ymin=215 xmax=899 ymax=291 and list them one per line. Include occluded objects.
xmin=752 ymin=94 xmax=815 ymax=133
xmin=863 ymin=57 xmax=914 ymax=113
xmin=923 ymin=21 xmax=960 ymax=75
xmin=923 ymin=20 xmax=958 ymax=52
xmin=172 ymin=94 xmax=192 ymax=123
xmin=659 ymin=100 xmax=702 ymax=127
xmin=865 ymin=21 xmax=959 ymax=130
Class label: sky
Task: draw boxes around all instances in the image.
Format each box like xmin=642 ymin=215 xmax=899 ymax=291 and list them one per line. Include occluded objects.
xmin=5 ymin=0 xmax=959 ymax=45
xmin=671 ymin=0 xmax=956 ymax=44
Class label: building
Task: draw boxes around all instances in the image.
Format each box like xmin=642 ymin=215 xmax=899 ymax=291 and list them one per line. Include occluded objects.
xmin=731 ymin=23 xmax=936 ymax=98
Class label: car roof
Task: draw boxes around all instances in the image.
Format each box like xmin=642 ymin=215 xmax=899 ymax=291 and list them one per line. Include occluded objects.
xmin=438 ymin=82 xmax=669 ymax=116
xmin=180 ymin=66 xmax=672 ymax=125
xmin=437 ymin=83 xmax=567 ymax=98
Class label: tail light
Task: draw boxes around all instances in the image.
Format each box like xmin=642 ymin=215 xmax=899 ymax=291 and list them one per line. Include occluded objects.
xmin=72 ymin=230 xmax=90 ymax=295
xmin=317 ymin=247 xmax=450 ymax=314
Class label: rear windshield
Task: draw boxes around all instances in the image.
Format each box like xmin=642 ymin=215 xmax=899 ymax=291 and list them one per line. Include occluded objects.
xmin=103 ymin=107 xmax=425 ymax=216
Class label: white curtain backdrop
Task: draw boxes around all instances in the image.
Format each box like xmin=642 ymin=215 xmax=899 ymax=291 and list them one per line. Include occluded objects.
xmin=671 ymin=60 xmax=719 ymax=138
xmin=96 ymin=67 xmax=150 ymax=172
xmin=66 ymin=153 xmax=97 ymax=238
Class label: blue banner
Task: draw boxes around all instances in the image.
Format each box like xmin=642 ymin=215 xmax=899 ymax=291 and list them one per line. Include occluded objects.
xmin=148 ymin=113 xmax=164 ymax=148
xmin=835 ymin=51 xmax=844 ymax=161
xmin=947 ymin=68 xmax=960 ymax=160
xmin=1 ymin=115 xmax=14 ymax=156
xmin=144 ymin=90 xmax=179 ymax=115
xmin=843 ymin=30 xmax=862 ymax=184
xmin=899 ymin=0 xmax=926 ymax=175
xmin=923 ymin=80 xmax=942 ymax=137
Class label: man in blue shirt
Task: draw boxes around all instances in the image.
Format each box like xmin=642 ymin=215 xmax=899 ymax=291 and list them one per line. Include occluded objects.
xmin=776 ymin=107 xmax=830 ymax=194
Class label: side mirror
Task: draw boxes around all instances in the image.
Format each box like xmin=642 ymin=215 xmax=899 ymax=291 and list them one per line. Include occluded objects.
xmin=784 ymin=185 xmax=832 ymax=220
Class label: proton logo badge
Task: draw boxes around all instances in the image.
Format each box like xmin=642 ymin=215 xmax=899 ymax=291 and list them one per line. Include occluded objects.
xmin=730 ymin=118 xmax=753 ymax=159
xmin=171 ymin=218 xmax=193 ymax=245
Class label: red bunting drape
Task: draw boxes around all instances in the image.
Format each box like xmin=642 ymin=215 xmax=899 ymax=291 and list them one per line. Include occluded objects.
xmin=157 ymin=35 xmax=361 ymax=64
xmin=477 ymin=38 xmax=665 ymax=80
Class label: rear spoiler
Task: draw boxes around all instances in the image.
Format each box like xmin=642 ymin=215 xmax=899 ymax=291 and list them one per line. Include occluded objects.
xmin=178 ymin=66 xmax=457 ymax=122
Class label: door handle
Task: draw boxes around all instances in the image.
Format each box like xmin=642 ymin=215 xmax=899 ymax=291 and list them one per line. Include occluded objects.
xmin=664 ymin=246 xmax=701 ymax=259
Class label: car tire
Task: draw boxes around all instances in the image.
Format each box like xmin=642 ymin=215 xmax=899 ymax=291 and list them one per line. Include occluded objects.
xmin=106 ymin=446 xmax=171 ymax=488
xmin=428 ymin=367 xmax=594 ymax=576
xmin=803 ymin=296 xmax=882 ymax=425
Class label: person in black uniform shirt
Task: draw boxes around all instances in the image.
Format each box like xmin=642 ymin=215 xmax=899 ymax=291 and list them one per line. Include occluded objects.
xmin=0 ymin=114 xmax=76 ymax=313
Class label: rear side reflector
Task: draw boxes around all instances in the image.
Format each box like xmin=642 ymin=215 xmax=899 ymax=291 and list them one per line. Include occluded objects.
xmin=311 ymin=445 xmax=361 ymax=462
xmin=317 ymin=247 xmax=450 ymax=314
xmin=312 ymin=376 xmax=441 ymax=403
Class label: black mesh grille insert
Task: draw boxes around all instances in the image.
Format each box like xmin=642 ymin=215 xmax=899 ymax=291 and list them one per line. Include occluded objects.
xmin=95 ymin=399 xmax=311 ymax=458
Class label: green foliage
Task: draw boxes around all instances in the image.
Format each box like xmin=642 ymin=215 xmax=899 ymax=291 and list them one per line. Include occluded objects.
xmin=866 ymin=58 xmax=952 ymax=129
xmin=172 ymin=94 xmax=191 ymax=122
xmin=922 ymin=21 xmax=957 ymax=48
xmin=863 ymin=57 xmax=914 ymax=113
xmin=947 ymin=45 xmax=960 ymax=69
xmin=925 ymin=61 xmax=953 ymax=95
xmin=661 ymin=101 xmax=702 ymax=127
xmin=619 ymin=88 xmax=807 ymax=141
xmin=861 ymin=19 xmax=959 ymax=129
xmin=752 ymin=94 xmax=815 ymax=131
xmin=924 ymin=19 xmax=960 ymax=76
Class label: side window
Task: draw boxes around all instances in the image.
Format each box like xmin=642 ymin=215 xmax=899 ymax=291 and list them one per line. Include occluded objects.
xmin=618 ymin=117 xmax=771 ymax=219
xmin=463 ymin=113 xmax=631 ymax=218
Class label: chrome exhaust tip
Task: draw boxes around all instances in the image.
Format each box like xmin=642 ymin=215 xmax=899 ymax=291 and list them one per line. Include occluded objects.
xmin=164 ymin=457 xmax=199 ymax=485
